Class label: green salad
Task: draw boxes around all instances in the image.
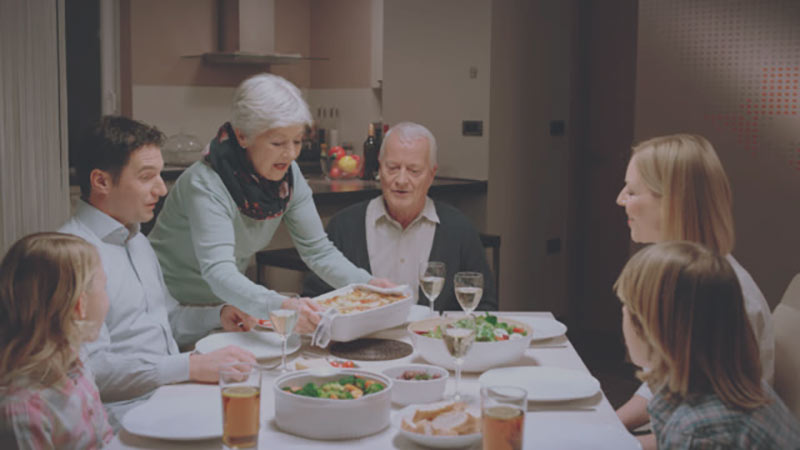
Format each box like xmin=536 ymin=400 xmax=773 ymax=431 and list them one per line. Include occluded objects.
xmin=283 ymin=375 xmax=385 ymax=400
xmin=421 ymin=312 xmax=528 ymax=342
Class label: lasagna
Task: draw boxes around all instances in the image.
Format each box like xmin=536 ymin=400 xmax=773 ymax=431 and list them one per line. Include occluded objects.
xmin=316 ymin=287 xmax=408 ymax=314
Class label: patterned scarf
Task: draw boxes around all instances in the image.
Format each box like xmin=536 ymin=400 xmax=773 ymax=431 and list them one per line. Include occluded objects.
xmin=204 ymin=122 xmax=293 ymax=220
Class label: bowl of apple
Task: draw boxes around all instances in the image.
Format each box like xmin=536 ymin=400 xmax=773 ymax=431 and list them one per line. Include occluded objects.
xmin=321 ymin=145 xmax=364 ymax=180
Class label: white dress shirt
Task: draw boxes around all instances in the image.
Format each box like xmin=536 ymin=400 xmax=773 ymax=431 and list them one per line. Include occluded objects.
xmin=365 ymin=196 xmax=439 ymax=300
xmin=59 ymin=200 xmax=223 ymax=428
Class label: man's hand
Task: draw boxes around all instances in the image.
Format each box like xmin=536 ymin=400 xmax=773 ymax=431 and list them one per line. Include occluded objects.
xmin=189 ymin=345 xmax=256 ymax=383
xmin=220 ymin=305 xmax=257 ymax=331
xmin=368 ymin=277 xmax=396 ymax=289
xmin=280 ymin=297 xmax=323 ymax=334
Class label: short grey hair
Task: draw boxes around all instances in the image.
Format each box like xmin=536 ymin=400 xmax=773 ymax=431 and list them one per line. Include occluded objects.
xmin=379 ymin=121 xmax=438 ymax=167
xmin=230 ymin=73 xmax=312 ymax=141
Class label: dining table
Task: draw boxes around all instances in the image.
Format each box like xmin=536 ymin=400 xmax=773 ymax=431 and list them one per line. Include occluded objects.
xmin=107 ymin=312 xmax=642 ymax=449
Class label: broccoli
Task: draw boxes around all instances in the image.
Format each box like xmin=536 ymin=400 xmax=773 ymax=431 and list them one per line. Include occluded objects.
xmin=338 ymin=375 xmax=357 ymax=386
xmin=295 ymin=382 xmax=322 ymax=398
xmin=365 ymin=383 xmax=384 ymax=395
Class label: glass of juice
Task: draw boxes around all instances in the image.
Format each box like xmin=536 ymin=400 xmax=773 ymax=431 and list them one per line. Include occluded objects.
xmin=220 ymin=362 xmax=261 ymax=449
xmin=481 ymin=385 xmax=526 ymax=450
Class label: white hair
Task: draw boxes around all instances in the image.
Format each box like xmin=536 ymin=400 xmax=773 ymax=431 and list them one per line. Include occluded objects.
xmin=230 ymin=73 xmax=312 ymax=140
xmin=379 ymin=121 xmax=438 ymax=166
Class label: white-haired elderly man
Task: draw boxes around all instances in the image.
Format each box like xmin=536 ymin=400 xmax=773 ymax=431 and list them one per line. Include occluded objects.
xmin=304 ymin=122 xmax=498 ymax=312
xmin=149 ymin=73 xmax=392 ymax=335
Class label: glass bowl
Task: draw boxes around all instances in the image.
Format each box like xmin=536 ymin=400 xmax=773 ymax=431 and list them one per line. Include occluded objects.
xmin=321 ymin=150 xmax=364 ymax=180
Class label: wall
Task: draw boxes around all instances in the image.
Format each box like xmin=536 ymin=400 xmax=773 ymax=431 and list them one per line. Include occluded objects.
xmin=382 ymin=0 xmax=492 ymax=180
xmin=635 ymin=0 xmax=800 ymax=306
xmin=129 ymin=0 xmax=380 ymax=149
xmin=488 ymin=0 xmax=574 ymax=313
xmin=0 ymin=0 xmax=70 ymax=254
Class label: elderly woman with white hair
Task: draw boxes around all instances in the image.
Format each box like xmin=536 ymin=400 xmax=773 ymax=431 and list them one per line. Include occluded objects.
xmin=149 ymin=74 xmax=390 ymax=333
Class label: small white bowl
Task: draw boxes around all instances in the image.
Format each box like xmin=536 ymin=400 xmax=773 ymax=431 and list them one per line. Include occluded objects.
xmin=382 ymin=364 xmax=449 ymax=405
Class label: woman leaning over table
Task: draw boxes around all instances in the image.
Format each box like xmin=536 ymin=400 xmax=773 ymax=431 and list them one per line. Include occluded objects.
xmin=614 ymin=134 xmax=775 ymax=449
xmin=149 ymin=73 xmax=390 ymax=334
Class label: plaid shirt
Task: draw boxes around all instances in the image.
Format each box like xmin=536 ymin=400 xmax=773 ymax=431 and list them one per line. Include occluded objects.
xmin=0 ymin=360 xmax=113 ymax=450
xmin=649 ymin=384 xmax=800 ymax=449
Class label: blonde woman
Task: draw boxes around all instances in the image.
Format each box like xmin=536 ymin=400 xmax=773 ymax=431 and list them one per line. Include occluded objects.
xmin=615 ymin=134 xmax=775 ymax=445
xmin=0 ymin=233 xmax=113 ymax=449
xmin=615 ymin=241 xmax=799 ymax=448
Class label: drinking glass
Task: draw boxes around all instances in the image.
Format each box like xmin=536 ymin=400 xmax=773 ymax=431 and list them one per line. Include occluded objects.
xmin=419 ymin=261 xmax=446 ymax=315
xmin=220 ymin=362 xmax=261 ymax=449
xmin=454 ymin=271 xmax=483 ymax=318
xmin=443 ymin=321 xmax=476 ymax=402
xmin=268 ymin=308 xmax=299 ymax=373
xmin=481 ymin=385 xmax=527 ymax=450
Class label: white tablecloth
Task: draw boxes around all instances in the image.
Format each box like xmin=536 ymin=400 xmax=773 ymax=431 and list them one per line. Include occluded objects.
xmin=108 ymin=312 xmax=640 ymax=449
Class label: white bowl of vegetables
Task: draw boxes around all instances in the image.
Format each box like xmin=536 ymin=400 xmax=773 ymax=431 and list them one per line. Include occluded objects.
xmin=382 ymin=364 xmax=449 ymax=405
xmin=274 ymin=369 xmax=393 ymax=440
xmin=408 ymin=313 xmax=533 ymax=372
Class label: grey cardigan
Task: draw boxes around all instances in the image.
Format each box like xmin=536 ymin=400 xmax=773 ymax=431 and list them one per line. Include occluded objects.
xmin=303 ymin=199 xmax=498 ymax=312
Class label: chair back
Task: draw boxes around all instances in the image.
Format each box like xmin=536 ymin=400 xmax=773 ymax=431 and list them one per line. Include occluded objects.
xmin=773 ymin=273 xmax=800 ymax=420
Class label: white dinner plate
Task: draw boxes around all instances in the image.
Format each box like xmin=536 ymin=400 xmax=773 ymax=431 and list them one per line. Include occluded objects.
xmin=122 ymin=385 xmax=222 ymax=440
xmin=479 ymin=366 xmax=600 ymax=402
xmin=393 ymin=403 xmax=482 ymax=449
xmin=195 ymin=330 xmax=301 ymax=359
xmin=515 ymin=316 xmax=568 ymax=341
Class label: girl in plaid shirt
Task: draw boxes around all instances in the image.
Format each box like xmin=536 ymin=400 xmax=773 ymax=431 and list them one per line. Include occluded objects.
xmin=0 ymin=233 xmax=113 ymax=449
xmin=614 ymin=241 xmax=800 ymax=449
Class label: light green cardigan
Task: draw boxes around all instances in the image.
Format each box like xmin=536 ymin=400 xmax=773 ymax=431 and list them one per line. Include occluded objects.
xmin=149 ymin=161 xmax=371 ymax=318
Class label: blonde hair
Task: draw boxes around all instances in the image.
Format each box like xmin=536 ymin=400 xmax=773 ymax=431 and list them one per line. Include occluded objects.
xmin=614 ymin=241 xmax=767 ymax=410
xmin=0 ymin=232 xmax=100 ymax=388
xmin=632 ymin=134 xmax=735 ymax=254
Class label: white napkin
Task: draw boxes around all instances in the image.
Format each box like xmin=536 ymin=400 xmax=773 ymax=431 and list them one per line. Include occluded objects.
xmin=311 ymin=308 xmax=339 ymax=348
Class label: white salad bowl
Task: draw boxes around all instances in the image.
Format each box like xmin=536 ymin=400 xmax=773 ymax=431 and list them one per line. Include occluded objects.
xmin=382 ymin=364 xmax=449 ymax=405
xmin=408 ymin=316 xmax=533 ymax=372
xmin=273 ymin=368 xmax=393 ymax=440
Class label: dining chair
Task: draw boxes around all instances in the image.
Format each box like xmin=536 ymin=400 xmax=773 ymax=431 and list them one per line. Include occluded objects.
xmin=773 ymin=272 xmax=800 ymax=421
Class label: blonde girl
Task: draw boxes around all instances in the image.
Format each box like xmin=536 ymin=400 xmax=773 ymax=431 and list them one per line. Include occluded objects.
xmin=615 ymin=241 xmax=799 ymax=449
xmin=0 ymin=232 xmax=113 ymax=449
xmin=615 ymin=134 xmax=774 ymax=444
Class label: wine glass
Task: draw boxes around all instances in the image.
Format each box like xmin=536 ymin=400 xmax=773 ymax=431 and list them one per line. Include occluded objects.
xmin=454 ymin=271 xmax=483 ymax=319
xmin=268 ymin=308 xmax=299 ymax=373
xmin=419 ymin=261 xmax=446 ymax=316
xmin=443 ymin=321 xmax=476 ymax=402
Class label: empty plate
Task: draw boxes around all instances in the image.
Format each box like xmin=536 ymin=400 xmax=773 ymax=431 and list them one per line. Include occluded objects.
xmin=479 ymin=366 xmax=600 ymax=402
xmin=122 ymin=385 xmax=222 ymax=440
xmin=516 ymin=316 xmax=568 ymax=341
xmin=195 ymin=330 xmax=301 ymax=359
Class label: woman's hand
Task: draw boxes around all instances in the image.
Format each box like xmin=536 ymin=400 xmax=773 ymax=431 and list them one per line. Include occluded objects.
xmin=368 ymin=278 xmax=396 ymax=289
xmin=220 ymin=305 xmax=257 ymax=331
xmin=280 ymin=297 xmax=323 ymax=334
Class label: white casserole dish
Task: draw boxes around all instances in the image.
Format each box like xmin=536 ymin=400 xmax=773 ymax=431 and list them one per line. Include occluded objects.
xmin=313 ymin=284 xmax=414 ymax=342
xmin=273 ymin=368 xmax=393 ymax=440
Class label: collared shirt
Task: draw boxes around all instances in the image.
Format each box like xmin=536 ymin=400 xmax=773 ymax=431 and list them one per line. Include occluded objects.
xmin=649 ymin=384 xmax=800 ymax=449
xmin=59 ymin=200 xmax=223 ymax=428
xmin=365 ymin=196 xmax=439 ymax=299
xmin=0 ymin=360 xmax=114 ymax=450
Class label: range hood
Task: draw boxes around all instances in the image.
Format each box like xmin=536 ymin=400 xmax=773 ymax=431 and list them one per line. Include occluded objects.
xmin=185 ymin=0 xmax=325 ymax=65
